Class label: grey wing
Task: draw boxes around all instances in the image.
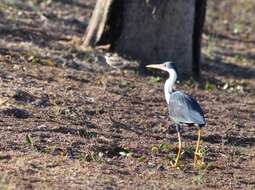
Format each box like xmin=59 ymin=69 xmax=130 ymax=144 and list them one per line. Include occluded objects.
xmin=168 ymin=91 xmax=205 ymax=125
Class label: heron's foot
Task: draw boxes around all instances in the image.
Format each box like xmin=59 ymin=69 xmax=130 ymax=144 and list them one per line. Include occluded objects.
xmin=194 ymin=151 xmax=206 ymax=168
xmin=194 ymin=159 xmax=206 ymax=169
xmin=169 ymin=160 xmax=180 ymax=168
xmin=194 ymin=149 xmax=203 ymax=162
xmin=194 ymin=151 xmax=202 ymax=160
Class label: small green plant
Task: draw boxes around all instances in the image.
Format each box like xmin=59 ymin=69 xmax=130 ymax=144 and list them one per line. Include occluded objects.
xmin=179 ymin=79 xmax=198 ymax=88
xmin=77 ymin=152 xmax=100 ymax=162
xmin=78 ymin=130 xmax=97 ymax=138
xmin=159 ymin=143 xmax=171 ymax=152
xmin=87 ymin=152 xmax=97 ymax=161
xmin=200 ymin=146 xmax=209 ymax=158
xmin=151 ymin=146 xmax=159 ymax=154
xmin=45 ymin=146 xmax=55 ymax=154
xmin=77 ymin=153 xmax=87 ymax=161
xmin=229 ymin=150 xmax=241 ymax=157
xmin=182 ymin=145 xmax=195 ymax=157
xmin=149 ymin=76 xmax=164 ymax=83
xmin=40 ymin=58 xmax=55 ymax=66
xmin=233 ymin=54 xmax=245 ymax=62
xmin=25 ymin=134 xmax=33 ymax=146
xmin=193 ymin=171 xmax=206 ymax=185
xmin=27 ymin=53 xmax=55 ymax=66
xmin=119 ymin=81 xmax=136 ymax=91
xmin=80 ymin=53 xmax=98 ymax=63
xmin=204 ymin=80 xmax=216 ymax=91
xmin=138 ymin=155 xmax=146 ymax=162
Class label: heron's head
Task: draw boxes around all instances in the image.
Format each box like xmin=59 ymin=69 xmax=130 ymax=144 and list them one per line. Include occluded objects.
xmin=146 ymin=61 xmax=177 ymax=72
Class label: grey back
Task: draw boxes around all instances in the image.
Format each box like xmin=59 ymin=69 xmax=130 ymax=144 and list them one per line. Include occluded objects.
xmin=168 ymin=91 xmax=205 ymax=125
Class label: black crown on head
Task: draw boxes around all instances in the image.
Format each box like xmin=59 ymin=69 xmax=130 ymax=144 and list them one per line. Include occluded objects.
xmin=164 ymin=61 xmax=177 ymax=71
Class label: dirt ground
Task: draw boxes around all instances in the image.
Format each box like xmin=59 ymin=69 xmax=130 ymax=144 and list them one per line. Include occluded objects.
xmin=0 ymin=0 xmax=254 ymax=189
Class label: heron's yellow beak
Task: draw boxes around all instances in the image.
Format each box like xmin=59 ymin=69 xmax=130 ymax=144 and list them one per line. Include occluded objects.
xmin=146 ymin=64 xmax=165 ymax=70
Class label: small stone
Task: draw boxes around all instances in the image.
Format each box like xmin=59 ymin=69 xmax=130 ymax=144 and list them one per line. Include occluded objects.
xmin=147 ymin=161 xmax=156 ymax=168
xmin=1 ymin=108 xmax=32 ymax=119
xmin=36 ymin=94 xmax=51 ymax=107
xmin=13 ymin=90 xmax=36 ymax=103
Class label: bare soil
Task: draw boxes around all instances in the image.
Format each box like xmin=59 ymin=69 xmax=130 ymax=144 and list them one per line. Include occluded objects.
xmin=0 ymin=0 xmax=254 ymax=189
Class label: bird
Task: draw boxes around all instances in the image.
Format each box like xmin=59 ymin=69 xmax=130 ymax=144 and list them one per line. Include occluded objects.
xmin=146 ymin=62 xmax=205 ymax=168
xmin=104 ymin=52 xmax=130 ymax=70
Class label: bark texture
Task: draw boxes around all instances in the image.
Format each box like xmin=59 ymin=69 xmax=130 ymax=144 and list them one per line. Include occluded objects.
xmin=83 ymin=0 xmax=207 ymax=78
xmin=83 ymin=0 xmax=114 ymax=47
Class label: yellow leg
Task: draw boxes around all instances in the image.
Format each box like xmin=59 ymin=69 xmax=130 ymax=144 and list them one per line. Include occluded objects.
xmin=170 ymin=131 xmax=182 ymax=167
xmin=194 ymin=128 xmax=202 ymax=166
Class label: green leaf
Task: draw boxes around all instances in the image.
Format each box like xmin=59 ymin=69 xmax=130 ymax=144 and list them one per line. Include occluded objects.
xmin=25 ymin=134 xmax=33 ymax=146
xmin=149 ymin=76 xmax=164 ymax=83
xmin=138 ymin=156 xmax=146 ymax=162
xmin=159 ymin=143 xmax=171 ymax=151
xmin=151 ymin=146 xmax=159 ymax=154
xmin=204 ymin=80 xmax=216 ymax=91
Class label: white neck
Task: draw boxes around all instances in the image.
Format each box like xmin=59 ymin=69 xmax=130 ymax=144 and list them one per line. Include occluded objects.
xmin=164 ymin=69 xmax=177 ymax=104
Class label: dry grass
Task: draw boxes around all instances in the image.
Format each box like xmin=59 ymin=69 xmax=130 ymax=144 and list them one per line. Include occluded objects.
xmin=0 ymin=0 xmax=254 ymax=189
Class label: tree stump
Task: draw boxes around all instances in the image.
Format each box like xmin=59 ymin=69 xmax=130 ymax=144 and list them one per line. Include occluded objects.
xmin=83 ymin=0 xmax=206 ymax=78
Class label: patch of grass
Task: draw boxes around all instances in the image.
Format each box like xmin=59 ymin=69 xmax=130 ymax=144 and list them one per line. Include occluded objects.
xmin=86 ymin=152 xmax=97 ymax=161
xmin=78 ymin=53 xmax=98 ymax=63
xmin=195 ymin=146 xmax=210 ymax=170
xmin=40 ymin=58 xmax=55 ymax=66
xmin=78 ymin=130 xmax=97 ymax=138
xmin=22 ymin=51 xmax=56 ymax=66
xmin=149 ymin=76 xmax=164 ymax=83
xmin=195 ymin=161 xmax=209 ymax=170
xmin=204 ymin=80 xmax=217 ymax=91
xmin=45 ymin=146 xmax=55 ymax=154
xmin=58 ymin=108 xmax=83 ymax=122
xmin=77 ymin=152 xmax=99 ymax=162
xmin=0 ymin=175 xmax=15 ymax=190
xmin=182 ymin=145 xmax=195 ymax=157
xmin=159 ymin=143 xmax=171 ymax=152
xmin=193 ymin=171 xmax=206 ymax=185
xmin=233 ymin=23 xmax=246 ymax=35
xmin=229 ymin=150 xmax=241 ymax=157
xmin=200 ymin=146 xmax=209 ymax=158
xmin=48 ymin=147 xmax=67 ymax=157
xmin=25 ymin=134 xmax=33 ymax=147
xmin=76 ymin=153 xmax=86 ymax=161
xmin=119 ymin=81 xmax=136 ymax=91
xmin=222 ymin=80 xmax=249 ymax=93
xmin=178 ymin=79 xmax=198 ymax=88
xmin=138 ymin=155 xmax=146 ymax=162
xmin=95 ymin=106 xmax=104 ymax=115
xmin=233 ymin=54 xmax=245 ymax=62
xmin=2 ymin=0 xmax=36 ymax=11
xmin=151 ymin=146 xmax=159 ymax=154
xmin=203 ymin=34 xmax=217 ymax=58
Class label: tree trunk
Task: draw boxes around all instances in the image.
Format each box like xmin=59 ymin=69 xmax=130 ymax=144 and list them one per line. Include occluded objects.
xmin=83 ymin=0 xmax=207 ymax=78
xmin=193 ymin=0 xmax=207 ymax=79
xmin=82 ymin=0 xmax=114 ymax=47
